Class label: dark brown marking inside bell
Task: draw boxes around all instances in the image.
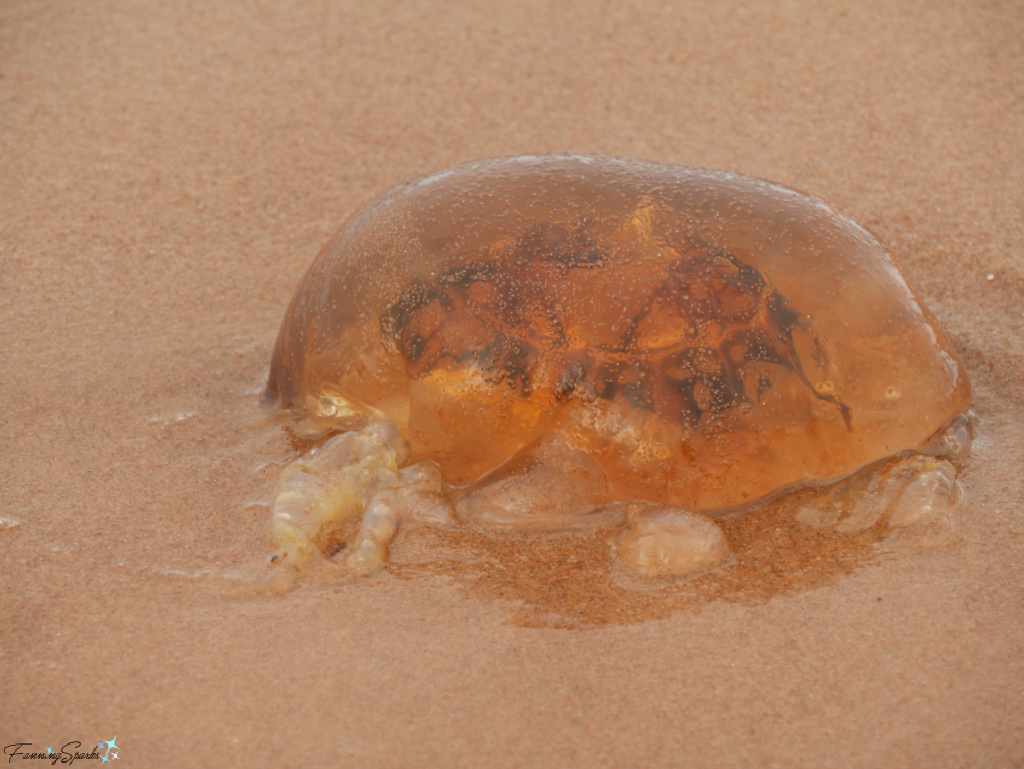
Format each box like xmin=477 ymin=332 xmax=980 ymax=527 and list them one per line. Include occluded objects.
xmin=382 ymin=220 xmax=848 ymax=427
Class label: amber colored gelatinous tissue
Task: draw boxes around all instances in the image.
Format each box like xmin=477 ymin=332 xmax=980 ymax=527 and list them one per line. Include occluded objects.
xmin=264 ymin=155 xmax=971 ymax=577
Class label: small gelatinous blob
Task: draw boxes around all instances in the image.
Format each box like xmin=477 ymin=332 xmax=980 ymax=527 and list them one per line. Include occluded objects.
xmin=613 ymin=506 xmax=731 ymax=577
xmin=264 ymin=155 xmax=971 ymax=580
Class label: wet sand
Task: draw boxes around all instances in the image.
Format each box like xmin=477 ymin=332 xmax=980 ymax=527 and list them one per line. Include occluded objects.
xmin=2 ymin=1 xmax=1023 ymax=766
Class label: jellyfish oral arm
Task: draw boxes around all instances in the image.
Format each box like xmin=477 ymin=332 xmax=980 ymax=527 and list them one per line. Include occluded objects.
xmin=269 ymin=420 xmax=455 ymax=574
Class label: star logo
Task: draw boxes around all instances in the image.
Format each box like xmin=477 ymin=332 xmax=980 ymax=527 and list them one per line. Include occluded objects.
xmin=95 ymin=736 xmax=120 ymax=762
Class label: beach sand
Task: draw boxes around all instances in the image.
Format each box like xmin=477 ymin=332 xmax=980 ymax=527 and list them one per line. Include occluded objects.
xmin=2 ymin=0 xmax=1022 ymax=766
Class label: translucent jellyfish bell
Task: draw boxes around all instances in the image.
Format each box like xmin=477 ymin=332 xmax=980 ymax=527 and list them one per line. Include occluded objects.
xmin=264 ymin=155 xmax=971 ymax=577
